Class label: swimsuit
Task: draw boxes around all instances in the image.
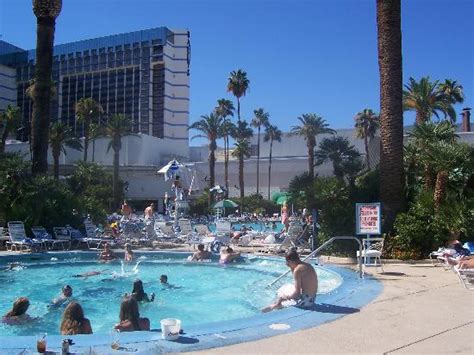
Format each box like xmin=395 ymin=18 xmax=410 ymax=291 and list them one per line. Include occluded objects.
xmin=295 ymin=293 xmax=315 ymax=309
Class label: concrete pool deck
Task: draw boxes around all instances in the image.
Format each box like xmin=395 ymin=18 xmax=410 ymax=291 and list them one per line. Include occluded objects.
xmin=187 ymin=260 xmax=474 ymax=355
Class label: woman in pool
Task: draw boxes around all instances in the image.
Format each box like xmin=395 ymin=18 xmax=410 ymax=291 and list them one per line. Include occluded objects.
xmin=124 ymin=243 xmax=134 ymax=262
xmin=115 ymin=296 xmax=150 ymax=332
xmin=2 ymin=297 xmax=35 ymax=324
xmin=60 ymin=302 xmax=93 ymax=335
xmin=131 ymin=279 xmax=155 ymax=302
xmin=99 ymin=242 xmax=117 ymax=262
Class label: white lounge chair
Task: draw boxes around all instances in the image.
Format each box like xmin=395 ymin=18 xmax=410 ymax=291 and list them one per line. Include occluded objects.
xmin=31 ymin=226 xmax=68 ymax=251
xmin=7 ymin=221 xmax=42 ymax=252
xmin=455 ymin=267 xmax=474 ymax=291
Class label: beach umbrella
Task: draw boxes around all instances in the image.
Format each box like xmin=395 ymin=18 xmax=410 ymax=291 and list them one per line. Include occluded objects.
xmin=158 ymin=159 xmax=186 ymax=181
xmin=213 ymin=199 xmax=239 ymax=209
xmin=271 ymin=192 xmax=291 ymax=205
xmin=210 ymin=185 xmax=226 ymax=194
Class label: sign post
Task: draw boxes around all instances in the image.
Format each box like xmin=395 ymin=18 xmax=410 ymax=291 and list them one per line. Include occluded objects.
xmin=355 ymin=203 xmax=382 ymax=265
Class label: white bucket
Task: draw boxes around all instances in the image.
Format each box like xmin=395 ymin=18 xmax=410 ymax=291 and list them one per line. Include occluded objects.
xmin=160 ymin=318 xmax=181 ymax=340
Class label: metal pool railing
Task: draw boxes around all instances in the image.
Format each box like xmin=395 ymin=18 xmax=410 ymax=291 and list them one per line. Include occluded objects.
xmin=267 ymin=236 xmax=364 ymax=287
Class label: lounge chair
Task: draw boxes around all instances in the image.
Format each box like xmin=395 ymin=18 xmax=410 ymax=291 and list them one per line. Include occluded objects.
xmin=83 ymin=219 xmax=116 ymax=249
xmin=6 ymin=221 xmax=42 ymax=252
xmin=357 ymin=237 xmax=384 ymax=273
xmin=52 ymin=227 xmax=74 ymax=250
xmin=454 ymin=267 xmax=474 ymax=291
xmin=31 ymin=226 xmax=69 ymax=251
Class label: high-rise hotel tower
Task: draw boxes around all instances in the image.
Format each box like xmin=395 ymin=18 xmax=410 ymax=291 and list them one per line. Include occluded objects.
xmin=0 ymin=27 xmax=190 ymax=148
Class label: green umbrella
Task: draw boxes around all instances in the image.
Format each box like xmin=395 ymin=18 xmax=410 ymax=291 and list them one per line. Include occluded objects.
xmin=272 ymin=192 xmax=290 ymax=205
xmin=213 ymin=199 xmax=239 ymax=209
xmin=275 ymin=195 xmax=289 ymax=205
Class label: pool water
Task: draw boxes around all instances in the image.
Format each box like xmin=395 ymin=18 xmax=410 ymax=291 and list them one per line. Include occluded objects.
xmin=0 ymin=252 xmax=342 ymax=336
xmin=209 ymin=222 xmax=284 ymax=233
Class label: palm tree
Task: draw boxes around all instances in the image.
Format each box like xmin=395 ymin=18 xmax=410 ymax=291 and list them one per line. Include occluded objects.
xmin=263 ymin=124 xmax=282 ymax=199
xmin=227 ymin=69 xmax=250 ymax=122
xmin=49 ymin=121 xmax=82 ymax=179
xmin=30 ymin=0 xmax=62 ymax=175
xmin=315 ymin=136 xmax=362 ymax=181
xmin=354 ymin=109 xmax=379 ymax=170
xmin=427 ymin=141 xmax=471 ymax=210
xmin=75 ymin=97 xmax=104 ymax=162
xmin=438 ymin=79 xmax=464 ymax=106
xmin=289 ymin=113 xmax=335 ymax=180
xmin=105 ymin=114 xmax=136 ymax=208
xmin=231 ymin=138 xmax=252 ymax=207
xmin=188 ymin=113 xmax=224 ymax=190
xmin=0 ymin=105 xmax=21 ymax=153
xmin=89 ymin=122 xmax=104 ymax=162
xmin=403 ymin=77 xmax=459 ymax=124
xmin=215 ymin=98 xmax=235 ymax=196
xmin=251 ymin=108 xmax=270 ymax=196
xmin=232 ymin=120 xmax=253 ymax=200
xmin=376 ymin=0 xmax=405 ymax=232
xmin=407 ymin=121 xmax=458 ymax=190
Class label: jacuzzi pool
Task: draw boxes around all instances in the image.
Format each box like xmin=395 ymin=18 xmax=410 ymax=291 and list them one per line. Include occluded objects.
xmin=0 ymin=251 xmax=382 ymax=354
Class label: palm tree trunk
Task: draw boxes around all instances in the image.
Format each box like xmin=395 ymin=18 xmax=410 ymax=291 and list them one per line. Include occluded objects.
xmin=256 ymin=126 xmax=260 ymax=195
xmin=364 ymin=127 xmax=371 ymax=170
xmin=31 ymin=16 xmax=56 ymax=175
xmin=224 ymin=135 xmax=229 ymax=198
xmin=268 ymin=138 xmax=274 ymax=200
xmin=415 ymin=111 xmax=425 ymax=125
xmin=0 ymin=128 xmax=9 ymax=153
xmin=209 ymin=144 xmax=215 ymax=189
xmin=377 ymin=0 xmax=405 ymax=232
xmin=434 ymin=171 xmax=448 ymax=210
xmin=113 ymin=146 xmax=120 ymax=208
xmin=83 ymin=123 xmax=89 ymax=161
xmin=239 ymin=155 xmax=244 ymax=201
xmin=237 ymin=98 xmax=241 ymax=122
xmin=308 ymin=144 xmax=314 ymax=180
xmin=53 ymin=150 xmax=60 ymax=180
xmin=92 ymin=139 xmax=95 ymax=162
xmin=423 ymin=165 xmax=435 ymax=190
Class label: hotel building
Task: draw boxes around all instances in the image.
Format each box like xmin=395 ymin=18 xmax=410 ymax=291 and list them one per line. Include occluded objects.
xmin=0 ymin=27 xmax=190 ymax=157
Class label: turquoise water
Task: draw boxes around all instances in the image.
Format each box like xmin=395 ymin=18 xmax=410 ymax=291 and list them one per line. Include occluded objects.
xmin=0 ymin=253 xmax=341 ymax=336
xmin=209 ymin=222 xmax=284 ymax=233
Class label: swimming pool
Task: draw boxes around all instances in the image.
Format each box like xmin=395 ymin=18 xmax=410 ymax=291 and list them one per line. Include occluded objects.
xmin=0 ymin=252 xmax=382 ymax=354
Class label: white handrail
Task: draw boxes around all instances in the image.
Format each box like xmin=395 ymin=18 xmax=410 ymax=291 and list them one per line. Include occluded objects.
xmin=267 ymin=236 xmax=364 ymax=287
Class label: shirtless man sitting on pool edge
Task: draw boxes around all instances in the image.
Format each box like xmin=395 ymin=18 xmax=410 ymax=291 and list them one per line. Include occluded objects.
xmin=262 ymin=249 xmax=318 ymax=312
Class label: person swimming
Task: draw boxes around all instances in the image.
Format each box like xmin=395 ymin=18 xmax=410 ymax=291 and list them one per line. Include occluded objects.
xmin=124 ymin=243 xmax=134 ymax=262
xmin=73 ymin=270 xmax=103 ymax=278
xmin=2 ymin=297 xmax=37 ymax=324
xmin=190 ymin=244 xmax=212 ymax=261
xmin=219 ymin=247 xmax=241 ymax=264
xmin=50 ymin=285 xmax=73 ymax=307
xmin=131 ymin=279 xmax=155 ymax=302
xmin=99 ymin=242 xmax=117 ymax=262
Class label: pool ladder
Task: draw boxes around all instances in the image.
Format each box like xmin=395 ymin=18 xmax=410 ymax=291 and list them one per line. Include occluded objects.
xmin=267 ymin=236 xmax=364 ymax=287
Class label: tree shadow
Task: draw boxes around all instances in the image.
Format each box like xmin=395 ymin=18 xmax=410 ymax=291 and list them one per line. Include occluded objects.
xmin=309 ymin=303 xmax=360 ymax=314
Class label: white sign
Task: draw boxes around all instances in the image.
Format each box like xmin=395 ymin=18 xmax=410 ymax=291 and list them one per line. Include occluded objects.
xmin=356 ymin=203 xmax=381 ymax=235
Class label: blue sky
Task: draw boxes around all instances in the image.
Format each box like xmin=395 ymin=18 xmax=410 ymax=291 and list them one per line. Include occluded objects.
xmin=1 ymin=0 xmax=472 ymax=146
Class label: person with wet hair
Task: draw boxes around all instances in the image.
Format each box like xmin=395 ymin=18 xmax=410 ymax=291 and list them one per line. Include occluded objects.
xmin=114 ymin=296 xmax=150 ymax=332
xmin=60 ymin=302 xmax=93 ymax=335
xmin=131 ymin=279 xmax=155 ymax=302
xmin=2 ymin=297 xmax=36 ymax=324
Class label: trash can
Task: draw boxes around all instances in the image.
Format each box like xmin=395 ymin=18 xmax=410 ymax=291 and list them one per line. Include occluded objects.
xmin=160 ymin=318 xmax=181 ymax=340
